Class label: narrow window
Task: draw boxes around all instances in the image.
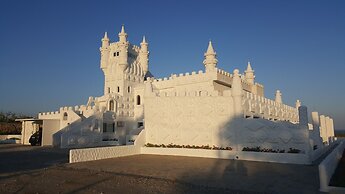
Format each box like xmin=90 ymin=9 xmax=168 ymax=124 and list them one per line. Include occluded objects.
xmin=128 ymin=86 xmax=131 ymax=93
xmin=117 ymin=52 xmax=119 ymax=56
xmin=63 ymin=112 xmax=68 ymax=121
xmin=107 ymin=87 xmax=110 ymax=94
xmin=109 ymin=100 xmax=114 ymax=111
xmin=103 ymin=123 xmax=107 ymax=132
xmin=112 ymin=123 xmax=115 ymax=132
xmin=137 ymin=95 xmax=141 ymax=105
xmin=117 ymin=86 xmax=120 ymax=93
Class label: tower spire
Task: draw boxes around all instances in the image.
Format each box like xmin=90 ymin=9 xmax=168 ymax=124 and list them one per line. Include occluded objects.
xmin=244 ymin=61 xmax=255 ymax=85
xmin=118 ymin=25 xmax=128 ymax=42
xmin=103 ymin=32 xmax=109 ymax=39
xmin=203 ymin=40 xmax=218 ymax=72
xmin=246 ymin=61 xmax=253 ymax=72
xmin=140 ymin=35 xmax=149 ymax=73
xmin=101 ymin=32 xmax=109 ymax=47
xmin=206 ymin=40 xmax=216 ymax=54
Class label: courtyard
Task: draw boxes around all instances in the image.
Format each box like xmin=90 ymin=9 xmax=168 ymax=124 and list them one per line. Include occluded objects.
xmin=0 ymin=144 xmax=331 ymax=193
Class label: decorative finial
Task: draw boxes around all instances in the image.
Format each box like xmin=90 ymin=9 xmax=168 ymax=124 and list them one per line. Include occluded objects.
xmin=121 ymin=24 xmax=125 ymax=33
xmin=246 ymin=61 xmax=253 ymax=72
xmin=142 ymin=35 xmax=147 ymax=43
xmin=206 ymin=40 xmax=215 ymax=54
xmin=103 ymin=32 xmax=108 ymax=39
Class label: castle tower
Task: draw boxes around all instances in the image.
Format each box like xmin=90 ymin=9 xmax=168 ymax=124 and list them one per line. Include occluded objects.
xmin=140 ymin=36 xmax=149 ymax=73
xmin=275 ymin=90 xmax=283 ymax=104
xmin=244 ymin=61 xmax=255 ymax=85
xmin=118 ymin=25 xmax=129 ymax=72
xmin=203 ymin=41 xmax=218 ymax=72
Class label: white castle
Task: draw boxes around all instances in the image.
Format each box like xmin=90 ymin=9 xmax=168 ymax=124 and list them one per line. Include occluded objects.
xmin=19 ymin=26 xmax=336 ymax=164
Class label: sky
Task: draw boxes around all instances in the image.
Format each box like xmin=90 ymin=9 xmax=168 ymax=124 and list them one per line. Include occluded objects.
xmin=0 ymin=0 xmax=344 ymax=129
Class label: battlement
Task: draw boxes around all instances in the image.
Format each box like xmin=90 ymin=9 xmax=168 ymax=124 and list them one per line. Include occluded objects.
xmin=146 ymin=69 xmax=214 ymax=89
xmin=242 ymin=91 xmax=298 ymax=122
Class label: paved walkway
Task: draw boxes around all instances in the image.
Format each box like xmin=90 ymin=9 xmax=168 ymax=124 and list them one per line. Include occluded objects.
xmin=69 ymin=154 xmax=321 ymax=194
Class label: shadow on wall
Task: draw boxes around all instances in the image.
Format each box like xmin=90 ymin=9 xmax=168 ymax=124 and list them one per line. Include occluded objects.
xmin=174 ymin=117 xmax=320 ymax=193
xmin=52 ymin=113 xmax=103 ymax=149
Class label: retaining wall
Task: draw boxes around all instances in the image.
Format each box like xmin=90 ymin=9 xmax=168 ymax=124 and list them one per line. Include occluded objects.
xmin=319 ymin=140 xmax=345 ymax=192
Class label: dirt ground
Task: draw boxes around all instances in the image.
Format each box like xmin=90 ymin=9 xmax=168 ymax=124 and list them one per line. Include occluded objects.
xmin=0 ymin=144 xmax=328 ymax=194
xmin=0 ymin=145 xmax=256 ymax=194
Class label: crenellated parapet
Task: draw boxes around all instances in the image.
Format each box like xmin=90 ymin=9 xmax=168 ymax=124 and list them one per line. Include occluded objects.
xmin=242 ymin=91 xmax=299 ymax=122
xmin=148 ymin=70 xmax=214 ymax=89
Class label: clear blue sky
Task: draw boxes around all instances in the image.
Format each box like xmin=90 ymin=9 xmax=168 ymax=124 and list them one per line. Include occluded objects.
xmin=0 ymin=0 xmax=344 ymax=129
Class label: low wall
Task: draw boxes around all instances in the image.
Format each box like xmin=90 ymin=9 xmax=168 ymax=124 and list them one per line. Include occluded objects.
xmin=141 ymin=147 xmax=310 ymax=164
xmin=236 ymin=151 xmax=310 ymax=164
xmin=69 ymin=145 xmax=140 ymax=163
xmin=70 ymin=130 xmax=146 ymax=163
xmin=70 ymin=129 xmax=310 ymax=165
xmin=319 ymin=140 xmax=345 ymax=192
xmin=141 ymin=147 xmax=236 ymax=159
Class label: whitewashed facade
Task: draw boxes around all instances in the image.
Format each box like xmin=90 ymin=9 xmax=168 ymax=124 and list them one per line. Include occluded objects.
xmin=32 ymin=26 xmax=335 ymax=160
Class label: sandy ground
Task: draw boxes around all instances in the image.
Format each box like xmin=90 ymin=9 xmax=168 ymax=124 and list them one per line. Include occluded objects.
xmin=0 ymin=144 xmax=327 ymax=194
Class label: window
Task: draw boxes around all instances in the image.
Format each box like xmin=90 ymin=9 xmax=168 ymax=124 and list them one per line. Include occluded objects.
xmin=109 ymin=100 xmax=114 ymax=111
xmin=138 ymin=122 xmax=144 ymax=128
xmin=137 ymin=95 xmax=141 ymax=105
xmin=107 ymin=87 xmax=110 ymax=94
xmin=113 ymin=52 xmax=120 ymax=57
xmin=63 ymin=112 xmax=68 ymax=120
xmin=112 ymin=123 xmax=115 ymax=132
xmin=103 ymin=123 xmax=107 ymax=132
xmin=128 ymin=86 xmax=131 ymax=93
xmin=117 ymin=86 xmax=120 ymax=93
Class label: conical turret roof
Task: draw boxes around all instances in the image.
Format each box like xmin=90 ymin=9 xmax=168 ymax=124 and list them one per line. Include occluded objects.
xmin=206 ymin=40 xmax=216 ymax=54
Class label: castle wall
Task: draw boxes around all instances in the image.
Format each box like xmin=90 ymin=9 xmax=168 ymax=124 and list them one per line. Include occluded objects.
xmin=145 ymin=95 xmax=236 ymax=147
xmin=144 ymin=93 xmax=310 ymax=153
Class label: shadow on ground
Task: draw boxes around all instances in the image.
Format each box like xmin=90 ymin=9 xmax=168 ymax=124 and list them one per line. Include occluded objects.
xmin=0 ymin=144 xmax=69 ymax=176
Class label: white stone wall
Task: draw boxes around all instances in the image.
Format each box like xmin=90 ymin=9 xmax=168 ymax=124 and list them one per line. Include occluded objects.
xmin=141 ymin=147 xmax=310 ymax=164
xmin=70 ymin=145 xmax=140 ymax=163
xmin=319 ymin=140 xmax=345 ymax=192
xmin=144 ymin=94 xmax=310 ymax=153
xmin=70 ymin=129 xmax=146 ymax=163
xmin=42 ymin=119 xmax=60 ymax=146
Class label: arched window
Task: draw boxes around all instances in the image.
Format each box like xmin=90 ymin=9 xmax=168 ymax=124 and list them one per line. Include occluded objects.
xmin=109 ymin=100 xmax=114 ymax=111
xmin=137 ymin=95 xmax=141 ymax=105
xmin=63 ymin=112 xmax=68 ymax=120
